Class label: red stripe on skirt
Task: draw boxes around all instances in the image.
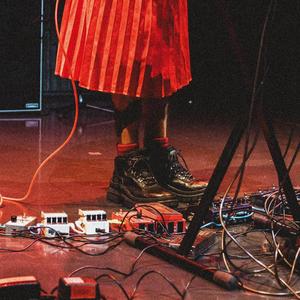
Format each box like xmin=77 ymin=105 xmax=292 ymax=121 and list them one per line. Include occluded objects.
xmin=55 ymin=0 xmax=191 ymax=98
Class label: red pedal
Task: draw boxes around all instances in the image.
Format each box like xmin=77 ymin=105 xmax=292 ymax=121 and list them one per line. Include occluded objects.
xmin=58 ymin=277 xmax=100 ymax=300
xmin=135 ymin=203 xmax=186 ymax=234
xmin=111 ymin=210 xmax=155 ymax=232
xmin=111 ymin=203 xmax=186 ymax=234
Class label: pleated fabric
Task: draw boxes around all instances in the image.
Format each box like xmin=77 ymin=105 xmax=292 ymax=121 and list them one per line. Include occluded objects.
xmin=55 ymin=0 xmax=191 ymax=98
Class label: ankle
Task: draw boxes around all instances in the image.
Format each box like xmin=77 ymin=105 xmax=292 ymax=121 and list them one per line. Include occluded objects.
xmin=145 ymin=137 xmax=169 ymax=150
xmin=117 ymin=143 xmax=139 ymax=156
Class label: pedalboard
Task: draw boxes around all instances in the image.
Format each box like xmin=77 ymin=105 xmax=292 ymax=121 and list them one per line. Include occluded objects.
xmin=207 ymin=196 xmax=252 ymax=224
xmin=178 ymin=195 xmax=253 ymax=225
xmin=248 ymin=188 xmax=277 ymax=208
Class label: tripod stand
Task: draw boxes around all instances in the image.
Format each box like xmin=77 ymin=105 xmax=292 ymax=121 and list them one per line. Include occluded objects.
xmin=179 ymin=0 xmax=300 ymax=255
xmin=125 ymin=0 xmax=299 ymax=290
xmin=179 ymin=106 xmax=300 ymax=255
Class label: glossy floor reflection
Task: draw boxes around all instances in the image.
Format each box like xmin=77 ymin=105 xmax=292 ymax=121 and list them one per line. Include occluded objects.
xmin=0 ymin=104 xmax=299 ymax=299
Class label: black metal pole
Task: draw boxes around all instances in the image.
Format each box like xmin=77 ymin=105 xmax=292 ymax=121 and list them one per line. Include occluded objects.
xmin=125 ymin=232 xmax=240 ymax=290
xmin=259 ymin=108 xmax=300 ymax=221
xmin=178 ymin=119 xmax=246 ymax=255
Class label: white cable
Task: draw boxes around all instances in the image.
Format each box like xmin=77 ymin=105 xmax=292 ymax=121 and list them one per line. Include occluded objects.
xmin=72 ymin=221 xmax=86 ymax=234
xmin=219 ymin=190 xmax=300 ymax=298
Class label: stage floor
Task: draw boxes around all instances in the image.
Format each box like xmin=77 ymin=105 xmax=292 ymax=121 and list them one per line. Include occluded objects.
xmin=0 ymin=103 xmax=299 ymax=299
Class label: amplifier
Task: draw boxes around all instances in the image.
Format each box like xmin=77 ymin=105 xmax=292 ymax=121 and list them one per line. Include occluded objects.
xmin=0 ymin=1 xmax=43 ymax=112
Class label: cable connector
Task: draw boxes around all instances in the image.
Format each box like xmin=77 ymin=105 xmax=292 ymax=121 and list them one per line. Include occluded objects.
xmin=212 ymin=271 xmax=241 ymax=290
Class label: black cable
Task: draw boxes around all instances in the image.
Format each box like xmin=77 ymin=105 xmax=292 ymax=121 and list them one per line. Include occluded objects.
xmin=97 ymin=274 xmax=130 ymax=300
xmin=0 ymin=236 xmax=43 ymax=252
xmin=222 ymin=228 xmax=275 ymax=274
xmin=273 ymin=243 xmax=287 ymax=289
xmin=220 ymin=0 xmax=281 ymax=283
xmin=48 ymin=244 xmax=160 ymax=297
xmin=49 ymin=244 xmax=155 ymax=295
xmin=181 ymin=275 xmax=197 ymax=300
xmin=66 ymin=244 xmax=158 ymax=282
xmin=281 ymin=142 xmax=300 ymax=187
xmin=231 ymin=0 xmax=276 ymax=206
xmin=224 ymin=128 xmax=259 ymax=221
xmin=262 ymin=139 xmax=300 ymax=225
xmin=129 ymin=270 xmax=183 ymax=300
xmin=58 ymin=243 xmax=186 ymax=300
xmin=118 ymin=208 xmax=143 ymax=232
xmin=68 ymin=233 xmax=124 ymax=244
xmin=282 ymin=126 xmax=295 ymax=159
xmin=0 ymin=227 xmax=125 ymax=255
xmin=62 ymin=237 xmax=124 ymax=256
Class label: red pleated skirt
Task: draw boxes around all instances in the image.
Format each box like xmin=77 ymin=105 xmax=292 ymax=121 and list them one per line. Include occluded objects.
xmin=55 ymin=0 xmax=191 ymax=98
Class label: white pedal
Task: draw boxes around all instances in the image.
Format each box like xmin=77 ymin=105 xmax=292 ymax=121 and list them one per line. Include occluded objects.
xmin=41 ymin=212 xmax=70 ymax=237
xmin=5 ymin=216 xmax=37 ymax=234
xmin=77 ymin=209 xmax=109 ymax=234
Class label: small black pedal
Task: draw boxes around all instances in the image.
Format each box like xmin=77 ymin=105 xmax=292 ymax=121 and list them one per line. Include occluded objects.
xmin=0 ymin=276 xmax=40 ymax=300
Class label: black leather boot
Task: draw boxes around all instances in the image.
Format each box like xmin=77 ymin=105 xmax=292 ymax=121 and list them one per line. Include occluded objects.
xmin=148 ymin=146 xmax=207 ymax=201
xmin=107 ymin=150 xmax=178 ymax=208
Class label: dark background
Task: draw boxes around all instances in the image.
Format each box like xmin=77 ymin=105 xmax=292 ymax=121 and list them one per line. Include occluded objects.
xmin=185 ymin=0 xmax=300 ymax=119
xmin=0 ymin=1 xmax=299 ymax=116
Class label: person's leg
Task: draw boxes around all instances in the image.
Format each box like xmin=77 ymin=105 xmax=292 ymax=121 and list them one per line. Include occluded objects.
xmin=112 ymin=94 xmax=140 ymax=155
xmin=143 ymin=98 xmax=207 ymax=201
xmin=143 ymin=98 xmax=169 ymax=148
xmin=107 ymin=95 xmax=176 ymax=207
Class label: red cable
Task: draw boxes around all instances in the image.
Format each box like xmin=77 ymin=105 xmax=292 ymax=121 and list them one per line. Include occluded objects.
xmin=0 ymin=0 xmax=79 ymax=207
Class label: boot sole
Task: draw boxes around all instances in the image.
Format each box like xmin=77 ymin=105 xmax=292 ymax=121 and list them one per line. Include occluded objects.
xmin=107 ymin=183 xmax=179 ymax=208
xmin=162 ymin=184 xmax=206 ymax=203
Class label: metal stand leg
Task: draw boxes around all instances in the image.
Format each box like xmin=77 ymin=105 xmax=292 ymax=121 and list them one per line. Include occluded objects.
xmin=178 ymin=109 xmax=299 ymax=256
xmin=178 ymin=118 xmax=247 ymax=255
xmin=260 ymin=108 xmax=300 ymax=221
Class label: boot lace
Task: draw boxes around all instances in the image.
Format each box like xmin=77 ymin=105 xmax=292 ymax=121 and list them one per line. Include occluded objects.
xmin=168 ymin=148 xmax=194 ymax=180
xmin=128 ymin=156 xmax=157 ymax=186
